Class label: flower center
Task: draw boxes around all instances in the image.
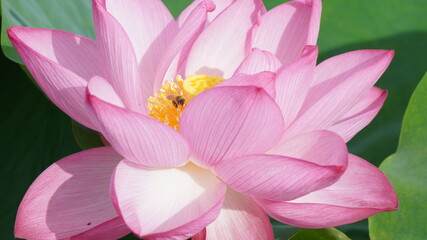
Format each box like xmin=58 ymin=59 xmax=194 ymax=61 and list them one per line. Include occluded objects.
xmin=147 ymin=75 xmax=225 ymax=130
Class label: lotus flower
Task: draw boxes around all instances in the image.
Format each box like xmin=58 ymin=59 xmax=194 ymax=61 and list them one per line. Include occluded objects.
xmin=9 ymin=0 xmax=398 ymax=239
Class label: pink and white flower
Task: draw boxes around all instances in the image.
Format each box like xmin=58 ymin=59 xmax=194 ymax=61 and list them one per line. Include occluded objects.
xmin=7 ymin=0 xmax=321 ymax=131
xmin=9 ymin=0 xmax=398 ymax=239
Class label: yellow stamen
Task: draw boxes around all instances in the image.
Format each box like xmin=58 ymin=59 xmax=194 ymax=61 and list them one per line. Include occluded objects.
xmin=147 ymin=75 xmax=225 ymax=130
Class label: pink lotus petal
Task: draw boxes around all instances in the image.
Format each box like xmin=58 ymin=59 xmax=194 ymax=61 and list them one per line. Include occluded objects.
xmin=101 ymin=0 xmax=176 ymax=63
xmin=6 ymin=26 xmax=104 ymax=80
xmin=218 ymin=71 xmax=276 ymax=98
xmin=234 ymin=48 xmax=282 ymax=75
xmin=256 ymin=154 xmax=398 ymax=228
xmin=185 ymin=0 xmax=264 ymax=78
xmin=305 ymin=0 xmax=321 ymax=45
xmin=192 ymin=228 xmax=207 ymax=240
xmin=328 ymin=87 xmax=388 ymax=142
xmin=89 ymin=95 xmax=190 ymax=167
xmin=154 ymin=0 xmax=215 ymax=91
xmin=199 ymin=189 xmax=274 ymax=239
xmin=92 ymin=0 xmax=148 ymax=113
xmin=269 ymin=130 xmax=348 ymax=168
xmin=180 ymin=86 xmax=284 ymax=168
xmin=275 ymin=45 xmax=318 ymax=129
xmin=87 ymin=76 xmax=125 ymax=108
xmin=8 ymin=27 xmax=100 ymax=130
xmin=112 ymin=161 xmax=226 ymax=239
xmin=102 ymin=0 xmax=178 ymax=95
xmin=252 ymin=0 xmax=321 ymax=66
xmin=15 ymin=147 xmax=130 ymax=240
xmin=178 ymin=0 xmax=234 ymax=26
xmin=291 ymin=154 xmax=398 ymax=208
xmin=70 ymin=217 xmax=130 ymax=240
xmin=215 ymin=154 xmax=347 ymax=201
xmin=284 ymin=50 xmax=394 ymax=139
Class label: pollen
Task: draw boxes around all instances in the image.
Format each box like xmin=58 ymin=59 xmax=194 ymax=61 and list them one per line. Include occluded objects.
xmin=147 ymin=76 xmax=185 ymax=131
xmin=147 ymin=75 xmax=225 ymax=131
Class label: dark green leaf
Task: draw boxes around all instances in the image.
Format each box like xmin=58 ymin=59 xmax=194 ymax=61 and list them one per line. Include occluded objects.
xmin=336 ymin=220 xmax=368 ymax=240
xmin=71 ymin=120 xmax=104 ymax=150
xmin=0 ymin=42 xmax=80 ymax=239
xmin=120 ymin=233 xmax=140 ymax=240
xmin=313 ymin=1 xmax=426 ymax=239
xmin=163 ymin=0 xmax=192 ymax=17
xmin=1 ymin=0 xmax=94 ymax=63
xmin=289 ymin=228 xmax=351 ymax=240
xmin=368 ymin=72 xmax=427 ymax=239
xmin=272 ymin=220 xmax=299 ymax=240
xmin=318 ymin=0 xmax=427 ymax=167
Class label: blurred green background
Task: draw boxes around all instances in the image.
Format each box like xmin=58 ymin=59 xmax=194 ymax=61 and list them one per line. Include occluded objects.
xmin=1 ymin=0 xmax=426 ymax=239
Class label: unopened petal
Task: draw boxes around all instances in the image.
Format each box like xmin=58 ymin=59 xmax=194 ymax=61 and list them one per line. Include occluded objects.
xmin=101 ymin=0 xmax=176 ymax=63
xmin=186 ymin=0 xmax=264 ymax=78
xmin=101 ymin=0 xmax=178 ymax=95
xmin=252 ymin=0 xmax=321 ymax=66
xmin=234 ymin=48 xmax=282 ymax=75
xmin=178 ymin=0 xmax=234 ymax=26
xmin=92 ymin=0 xmax=148 ymax=113
xmin=154 ymin=0 xmax=215 ymax=91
